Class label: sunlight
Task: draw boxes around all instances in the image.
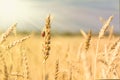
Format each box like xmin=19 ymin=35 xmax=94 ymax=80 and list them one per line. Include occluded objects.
xmin=0 ymin=0 xmax=30 ymax=22
xmin=0 ymin=0 xmax=19 ymax=17
xmin=0 ymin=0 xmax=17 ymax=12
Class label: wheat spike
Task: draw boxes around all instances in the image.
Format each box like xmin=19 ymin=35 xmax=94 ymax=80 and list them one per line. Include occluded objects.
xmin=80 ymin=29 xmax=87 ymax=38
xmin=42 ymin=15 xmax=51 ymax=62
xmin=41 ymin=15 xmax=51 ymax=80
xmin=21 ymin=47 xmax=30 ymax=80
xmin=0 ymin=52 xmax=8 ymax=80
xmin=0 ymin=23 xmax=17 ymax=44
xmin=6 ymin=35 xmax=31 ymax=49
xmin=99 ymin=17 xmax=114 ymax=40
xmin=109 ymin=38 xmax=120 ymax=51
xmin=55 ymin=59 xmax=59 ymax=80
xmin=109 ymin=41 xmax=120 ymax=65
xmin=13 ymin=24 xmax=17 ymax=37
xmin=99 ymin=16 xmax=113 ymax=39
xmin=85 ymin=30 xmax=92 ymax=51
xmin=106 ymin=41 xmax=120 ymax=78
xmin=94 ymin=16 xmax=114 ymax=79
xmin=80 ymin=30 xmax=92 ymax=80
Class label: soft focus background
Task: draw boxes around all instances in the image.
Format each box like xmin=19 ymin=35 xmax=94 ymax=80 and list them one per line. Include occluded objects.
xmin=0 ymin=1 xmax=120 ymax=80
xmin=0 ymin=0 xmax=119 ymax=34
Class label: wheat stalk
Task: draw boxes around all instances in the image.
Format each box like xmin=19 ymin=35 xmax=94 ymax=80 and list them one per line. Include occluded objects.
xmin=94 ymin=16 xmax=113 ymax=80
xmin=81 ymin=30 xmax=92 ymax=80
xmin=108 ymin=26 xmax=114 ymax=40
xmin=41 ymin=15 xmax=51 ymax=80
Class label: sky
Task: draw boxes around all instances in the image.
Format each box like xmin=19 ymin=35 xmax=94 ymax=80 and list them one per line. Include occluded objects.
xmin=0 ymin=0 xmax=119 ymax=33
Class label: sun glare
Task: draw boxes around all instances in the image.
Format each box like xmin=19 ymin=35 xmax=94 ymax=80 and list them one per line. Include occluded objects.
xmin=0 ymin=0 xmax=30 ymax=22
xmin=0 ymin=0 xmax=17 ymax=12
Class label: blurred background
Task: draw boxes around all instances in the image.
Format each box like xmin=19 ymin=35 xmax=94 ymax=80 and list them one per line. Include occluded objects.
xmin=0 ymin=0 xmax=119 ymax=34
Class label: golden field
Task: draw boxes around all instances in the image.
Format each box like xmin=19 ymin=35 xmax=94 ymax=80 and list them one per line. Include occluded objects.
xmin=0 ymin=35 xmax=120 ymax=80
xmin=0 ymin=16 xmax=120 ymax=80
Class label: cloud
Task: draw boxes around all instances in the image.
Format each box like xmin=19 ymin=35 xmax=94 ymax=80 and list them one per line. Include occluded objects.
xmin=0 ymin=0 xmax=119 ymax=33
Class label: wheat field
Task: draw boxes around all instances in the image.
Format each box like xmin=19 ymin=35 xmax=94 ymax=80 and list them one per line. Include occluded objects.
xmin=0 ymin=16 xmax=120 ymax=80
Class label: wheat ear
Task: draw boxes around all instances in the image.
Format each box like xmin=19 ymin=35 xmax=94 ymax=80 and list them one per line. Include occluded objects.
xmin=106 ymin=40 xmax=120 ymax=78
xmin=85 ymin=30 xmax=92 ymax=51
xmin=98 ymin=16 xmax=113 ymax=39
xmin=109 ymin=38 xmax=120 ymax=51
xmin=6 ymin=35 xmax=31 ymax=49
xmin=55 ymin=59 xmax=59 ymax=80
xmin=94 ymin=16 xmax=113 ymax=80
xmin=41 ymin=15 xmax=51 ymax=80
xmin=42 ymin=15 xmax=51 ymax=62
xmin=21 ymin=47 xmax=30 ymax=80
xmin=81 ymin=30 xmax=92 ymax=80
xmin=0 ymin=51 xmax=8 ymax=80
xmin=0 ymin=23 xmax=17 ymax=44
xmin=80 ymin=29 xmax=87 ymax=38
